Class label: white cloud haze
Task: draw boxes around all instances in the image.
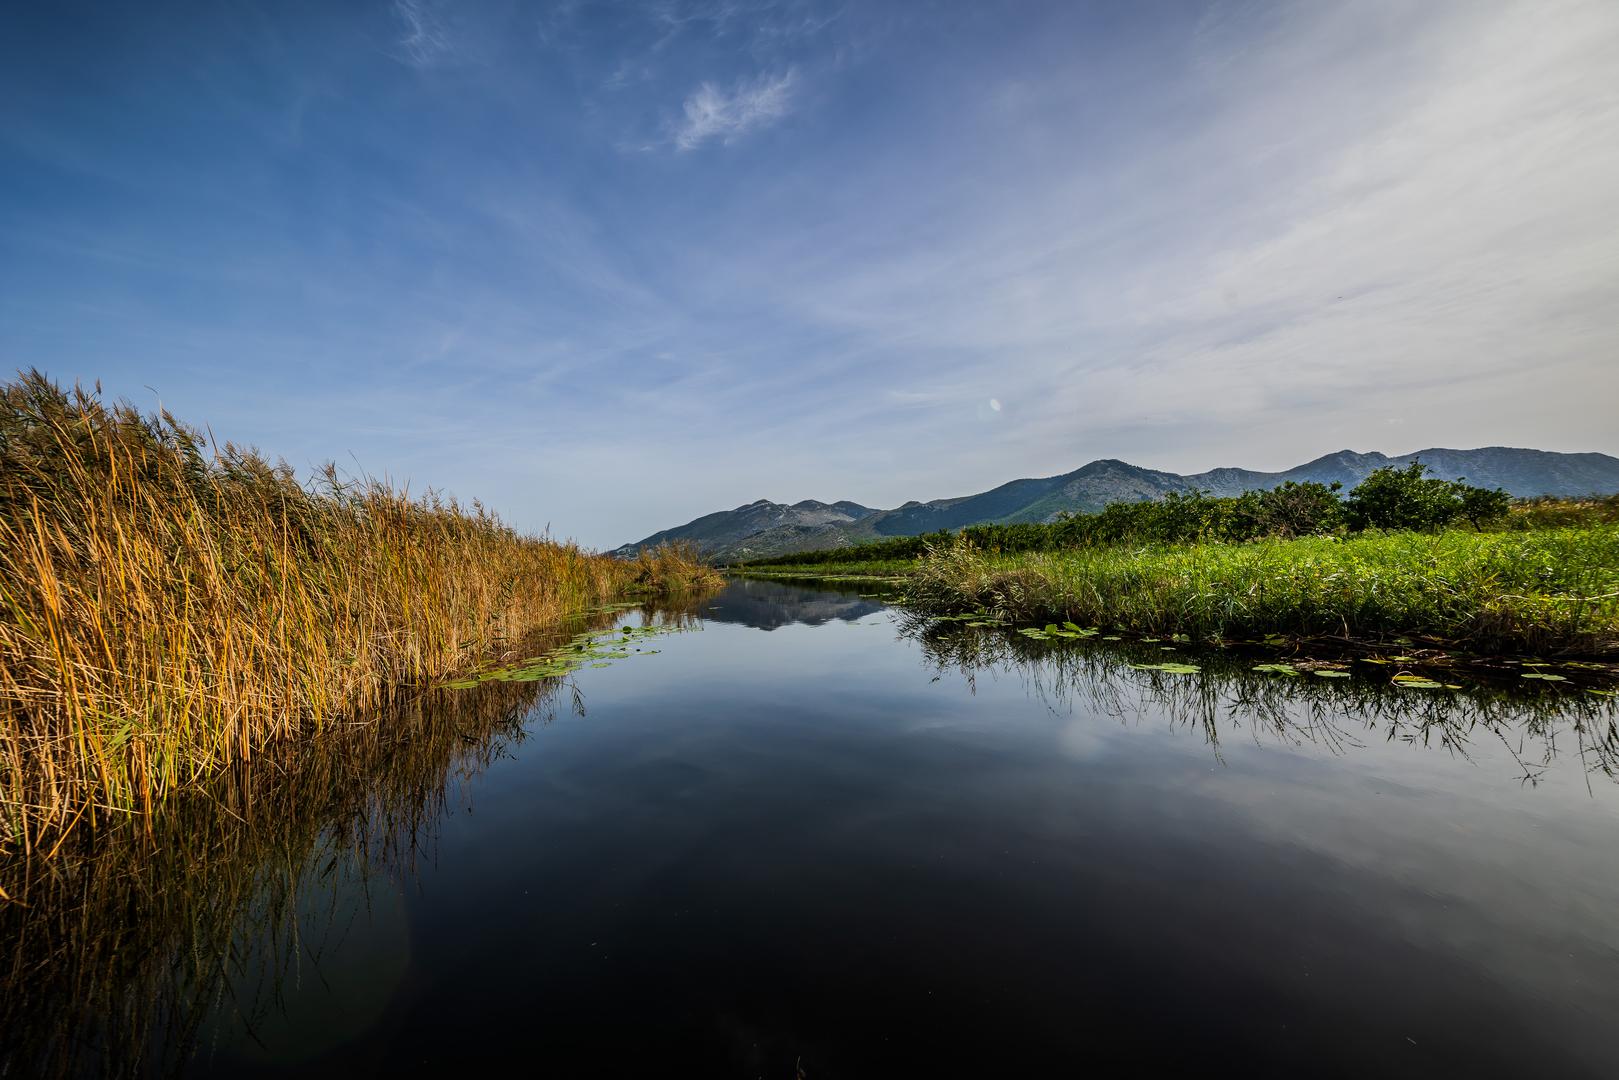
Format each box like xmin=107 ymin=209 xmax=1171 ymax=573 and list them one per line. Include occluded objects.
xmin=673 ymin=70 xmax=797 ymax=149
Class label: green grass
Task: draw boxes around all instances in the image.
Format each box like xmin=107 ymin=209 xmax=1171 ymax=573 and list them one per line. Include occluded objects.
xmin=903 ymin=527 xmax=1619 ymax=655
xmin=734 ymin=557 xmax=918 ymax=581
xmin=728 ymin=493 xmax=1619 ymax=573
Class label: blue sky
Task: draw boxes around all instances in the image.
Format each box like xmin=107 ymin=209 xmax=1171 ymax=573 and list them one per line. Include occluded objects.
xmin=3 ymin=0 xmax=1616 ymax=547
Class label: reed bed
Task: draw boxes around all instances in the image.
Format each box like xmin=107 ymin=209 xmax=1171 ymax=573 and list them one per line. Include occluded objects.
xmin=0 ymin=371 xmax=712 ymax=864
xmin=633 ymin=542 xmax=726 ymax=595
xmin=903 ymin=527 xmax=1619 ymax=655
xmin=0 ymin=636 xmax=598 ymax=1077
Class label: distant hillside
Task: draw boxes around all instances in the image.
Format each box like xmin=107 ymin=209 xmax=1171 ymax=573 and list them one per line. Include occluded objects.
xmin=615 ymin=447 xmax=1619 ymax=563
xmin=612 ymin=499 xmax=875 ymax=559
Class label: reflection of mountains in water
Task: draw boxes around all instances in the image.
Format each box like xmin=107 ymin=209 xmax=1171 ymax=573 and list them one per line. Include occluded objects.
xmin=700 ymin=578 xmax=885 ymax=631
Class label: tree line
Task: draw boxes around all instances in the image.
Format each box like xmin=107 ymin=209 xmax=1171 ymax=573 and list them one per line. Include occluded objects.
xmin=732 ymin=462 xmax=1514 ymax=567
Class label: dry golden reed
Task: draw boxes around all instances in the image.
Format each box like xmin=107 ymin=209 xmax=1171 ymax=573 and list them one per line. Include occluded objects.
xmin=0 ymin=370 xmax=715 ymax=865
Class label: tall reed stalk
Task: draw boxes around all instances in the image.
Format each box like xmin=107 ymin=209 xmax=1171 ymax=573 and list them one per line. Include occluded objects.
xmin=0 ymin=371 xmax=710 ymax=864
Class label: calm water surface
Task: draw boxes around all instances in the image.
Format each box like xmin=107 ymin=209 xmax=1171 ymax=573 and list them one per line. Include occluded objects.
xmin=10 ymin=579 xmax=1619 ymax=1077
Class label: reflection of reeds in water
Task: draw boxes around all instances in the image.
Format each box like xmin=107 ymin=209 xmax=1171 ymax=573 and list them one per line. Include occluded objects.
xmin=908 ymin=619 xmax=1619 ymax=786
xmin=0 ymin=605 xmax=629 ymax=1078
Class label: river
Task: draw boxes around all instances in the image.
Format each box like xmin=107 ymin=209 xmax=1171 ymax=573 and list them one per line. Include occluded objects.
xmin=6 ymin=577 xmax=1618 ymax=1077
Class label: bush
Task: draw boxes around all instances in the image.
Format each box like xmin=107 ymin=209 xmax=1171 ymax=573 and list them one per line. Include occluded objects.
xmin=1458 ymin=486 xmax=1513 ymax=530
xmin=1228 ymin=481 xmax=1344 ymax=539
xmin=1343 ymin=461 xmax=1511 ymax=532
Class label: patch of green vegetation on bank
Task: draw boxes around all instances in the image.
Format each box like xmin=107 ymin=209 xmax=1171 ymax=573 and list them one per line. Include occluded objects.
xmin=905 ymin=526 xmax=1619 ymax=657
xmin=729 ymin=466 xmax=1619 ymax=572
xmin=439 ymin=620 xmax=692 ymax=688
xmin=732 ymin=464 xmax=1619 ymax=655
xmin=733 ymin=558 xmax=916 ymax=582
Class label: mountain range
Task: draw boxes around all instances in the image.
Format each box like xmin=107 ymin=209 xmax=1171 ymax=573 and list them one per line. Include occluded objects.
xmin=615 ymin=446 xmax=1619 ymax=563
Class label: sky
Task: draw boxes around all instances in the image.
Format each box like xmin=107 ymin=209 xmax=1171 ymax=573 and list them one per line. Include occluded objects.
xmin=2 ymin=0 xmax=1616 ymax=548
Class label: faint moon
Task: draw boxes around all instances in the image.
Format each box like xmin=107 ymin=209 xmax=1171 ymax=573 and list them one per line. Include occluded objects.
xmin=989 ymin=398 xmax=1002 ymax=412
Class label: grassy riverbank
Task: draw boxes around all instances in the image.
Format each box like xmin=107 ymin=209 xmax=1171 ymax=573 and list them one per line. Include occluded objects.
xmin=0 ymin=372 xmax=717 ymax=865
xmin=733 ymin=471 xmax=1619 ymax=655
xmin=736 ymin=558 xmax=913 ymax=583
xmin=904 ymin=528 xmax=1619 ymax=655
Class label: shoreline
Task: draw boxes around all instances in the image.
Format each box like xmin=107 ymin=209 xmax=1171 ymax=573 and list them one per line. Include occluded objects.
xmin=731 ymin=524 xmax=1619 ymax=662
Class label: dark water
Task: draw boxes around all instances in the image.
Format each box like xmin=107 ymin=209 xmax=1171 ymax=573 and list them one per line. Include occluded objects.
xmin=8 ymin=578 xmax=1619 ymax=1078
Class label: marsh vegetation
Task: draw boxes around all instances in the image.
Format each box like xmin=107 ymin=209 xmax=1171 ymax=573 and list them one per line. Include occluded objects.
xmin=0 ymin=372 xmax=717 ymax=873
xmin=734 ymin=469 xmax=1619 ymax=657
xmin=903 ymin=526 xmax=1619 ymax=657
xmin=0 ymin=605 xmax=629 ymax=1077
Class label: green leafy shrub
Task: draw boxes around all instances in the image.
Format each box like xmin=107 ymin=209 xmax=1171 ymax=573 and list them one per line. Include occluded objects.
xmin=1343 ymin=461 xmax=1511 ymax=532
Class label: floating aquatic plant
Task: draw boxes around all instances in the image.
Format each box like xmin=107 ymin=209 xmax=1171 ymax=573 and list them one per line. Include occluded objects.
xmin=439 ymin=621 xmax=694 ymax=689
xmin=1392 ymin=675 xmax=1447 ymax=690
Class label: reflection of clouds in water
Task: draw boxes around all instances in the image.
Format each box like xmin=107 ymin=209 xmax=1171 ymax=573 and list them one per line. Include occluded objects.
xmin=908 ymin=615 xmax=1619 ymax=789
xmin=1159 ymin=723 xmax=1619 ymax=1045
xmin=968 ymin=645 xmax=1619 ymax=1063
xmin=913 ymin=616 xmax=1619 ymax=1042
xmin=1056 ymin=718 xmax=1112 ymax=761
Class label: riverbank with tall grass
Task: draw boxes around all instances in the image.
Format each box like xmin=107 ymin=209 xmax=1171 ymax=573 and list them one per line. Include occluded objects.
xmin=0 ymin=372 xmax=718 ymax=870
xmin=901 ymin=527 xmax=1619 ymax=656
xmin=0 ymin=603 xmax=639 ymax=1074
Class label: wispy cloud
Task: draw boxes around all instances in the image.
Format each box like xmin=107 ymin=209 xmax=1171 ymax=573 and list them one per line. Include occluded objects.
xmin=673 ymin=69 xmax=796 ymax=149
xmin=393 ymin=0 xmax=455 ymax=68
